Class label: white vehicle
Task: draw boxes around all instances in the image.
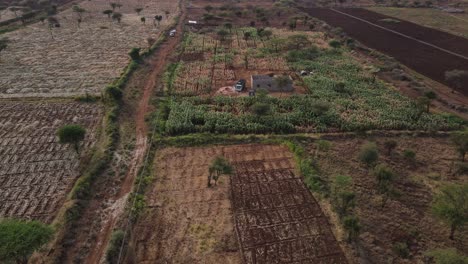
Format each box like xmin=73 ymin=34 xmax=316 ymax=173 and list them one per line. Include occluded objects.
xmin=169 ymin=29 xmax=177 ymax=37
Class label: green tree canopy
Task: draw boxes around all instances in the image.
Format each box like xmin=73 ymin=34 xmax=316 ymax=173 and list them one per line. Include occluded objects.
xmin=451 ymin=129 xmax=468 ymax=161
xmin=57 ymin=124 xmax=86 ymax=153
xmin=0 ymin=219 xmax=54 ymax=264
xmin=208 ymin=156 xmax=233 ymax=187
xmin=431 ymin=183 xmax=468 ymax=240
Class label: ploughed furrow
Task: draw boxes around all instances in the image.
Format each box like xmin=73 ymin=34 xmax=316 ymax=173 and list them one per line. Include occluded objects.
xmin=229 ymin=149 xmax=347 ymax=264
xmin=306 ymin=8 xmax=468 ymax=95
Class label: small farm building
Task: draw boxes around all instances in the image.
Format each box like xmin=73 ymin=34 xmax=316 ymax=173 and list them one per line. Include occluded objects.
xmin=251 ymin=75 xmax=293 ymax=92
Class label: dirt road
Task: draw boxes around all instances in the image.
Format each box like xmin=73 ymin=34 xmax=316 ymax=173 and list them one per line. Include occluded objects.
xmin=60 ymin=2 xmax=186 ymax=263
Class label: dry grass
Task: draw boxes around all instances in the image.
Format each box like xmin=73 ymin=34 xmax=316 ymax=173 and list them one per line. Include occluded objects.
xmin=0 ymin=0 xmax=178 ymax=97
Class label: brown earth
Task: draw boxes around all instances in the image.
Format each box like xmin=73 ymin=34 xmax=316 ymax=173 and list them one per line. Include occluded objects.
xmin=55 ymin=1 xmax=185 ymax=263
xmin=306 ymin=8 xmax=468 ymax=95
xmin=313 ymin=135 xmax=468 ymax=263
xmin=0 ymin=100 xmax=102 ymax=224
xmin=128 ymin=144 xmax=348 ymax=263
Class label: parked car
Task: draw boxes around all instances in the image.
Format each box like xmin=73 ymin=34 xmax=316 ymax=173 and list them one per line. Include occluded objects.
xmin=235 ymin=79 xmax=246 ymax=92
xmin=169 ymin=29 xmax=176 ymax=37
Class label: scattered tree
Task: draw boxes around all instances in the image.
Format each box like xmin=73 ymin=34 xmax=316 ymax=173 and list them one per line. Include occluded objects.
xmin=135 ymin=7 xmax=143 ymax=15
xmin=373 ymin=164 xmax=396 ymax=208
xmin=164 ymin=10 xmax=170 ymax=18
xmin=112 ymin=12 xmax=122 ymax=23
xmin=47 ymin=16 xmax=60 ymax=40
xmin=445 ymin=70 xmax=468 ymax=93
xmin=106 ymin=85 xmax=123 ymax=101
xmin=359 ymin=142 xmax=379 ymax=167
xmin=0 ymin=38 xmax=8 ymax=60
xmin=140 ymin=16 xmax=146 ymax=24
xmin=110 ymin=2 xmax=117 ymax=11
xmin=384 ymin=140 xmax=397 ymax=156
xmin=217 ymin=29 xmax=229 ymax=41
xmin=208 ymin=156 xmax=233 ymax=187
xmin=286 ymin=34 xmax=311 ymax=50
xmin=0 ymin=218 xmax=54 ymax=264
xmin=57 ymin=124 xmax=86 ymax=153
xmin=72 ymin=5 xmax=85 ymax=20
xmin=331 ymin=175 xmax=356 ymax=218
xmin=275 ymin=75 xmax=291 ymax=97
xmin=128 ymin=47 xmax=141 ymax=62
xmin=431 ymin=183 xmax=468 ymax=240
xmin=154 ymin=15 xmax=162 ymax=26
xmin=343 ymin=215 xmax=360 ymax=243
xmin=103 ymin=9 xmax=113 ymax=18
xmin=451 ymin=129 xmax=468 ymax=162
xmin=243 ymin=31 xmax=252 ymax=40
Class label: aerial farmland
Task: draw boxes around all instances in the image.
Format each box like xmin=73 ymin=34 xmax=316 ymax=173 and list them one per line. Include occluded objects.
xmin=0 ymin=0 xmax=467 ymax=263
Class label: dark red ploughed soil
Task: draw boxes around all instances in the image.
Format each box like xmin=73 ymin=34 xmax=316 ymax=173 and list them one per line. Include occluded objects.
xmin=306 ymin=8 xmax=468 ymax=95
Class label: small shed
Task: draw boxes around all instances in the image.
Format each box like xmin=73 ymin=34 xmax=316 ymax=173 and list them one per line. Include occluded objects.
xmin=251 ymin=75 xmax=293 ymax=92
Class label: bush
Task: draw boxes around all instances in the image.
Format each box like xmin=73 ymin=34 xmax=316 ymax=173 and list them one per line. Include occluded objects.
xmin=359 ymin=142 xmax=379 ymax=166
xmin=0 ymin=219 xmax=54 ymax=263
xmin=384 ymin=139 xmax=397 ymax=155
xmin=105 ymin=230 xmax=125 ymax=263
xmin=329 ymin=39 xmax=341 ymax=48
xmin=57 ymin=124 xmax=86 ymax=152
xmin=403 ymin=149 xmax=416 ymax=161
xmin=128 ymin=47 xmax=141 ymax=61
xmin=251 ymin=102 xmax=271 ymax=116
xmin=106 ymin=85 xmax=123 ymax=101
xmin=343 ymin=215 xmax=360 ymax=242
xmin=392 ymin=242 xmax=410 ymax=259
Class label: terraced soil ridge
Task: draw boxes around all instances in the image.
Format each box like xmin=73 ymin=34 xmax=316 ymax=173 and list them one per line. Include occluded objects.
xmin=228 ymin=146 xmax=348 ymax=264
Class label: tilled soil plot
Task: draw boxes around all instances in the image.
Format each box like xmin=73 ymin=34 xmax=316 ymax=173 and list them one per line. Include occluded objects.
xmin=132 ymin=144 xmax=346 ymax=264
xmin=0 ymin=101 xmax=102 ymax=223
xmin=306 ymin=8 xmax=468 ymax=95
xmin=228 ymin=146 xmax=347 ymax=264
xmin=0 ymin=0 xmax=178 ymax=97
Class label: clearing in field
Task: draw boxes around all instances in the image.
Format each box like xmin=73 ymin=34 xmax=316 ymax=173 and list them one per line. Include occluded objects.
xmin=0 ymin=100 xmax=103 ymax=223
xmin=128 ymin=144 xmax=346 ymax=263
xmin=0 ymin=0 xmax=178 ymax=97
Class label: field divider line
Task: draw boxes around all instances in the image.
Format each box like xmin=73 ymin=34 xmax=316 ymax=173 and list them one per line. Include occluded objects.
xmin=330 ymin=8 xmax=468 ymax=61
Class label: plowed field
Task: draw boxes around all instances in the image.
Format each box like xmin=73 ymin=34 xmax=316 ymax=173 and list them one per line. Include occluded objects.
xmin=131 ymin=144 xmax=347 ymax=263
xmin=306 ymin=8 xmax=468 ymax=95
xmin=0 ymin=101 xmax=102 ymax=223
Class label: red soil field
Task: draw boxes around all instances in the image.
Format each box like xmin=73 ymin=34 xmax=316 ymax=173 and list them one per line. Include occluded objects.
xmin=306 ymin=8 xmax=468 ymax=95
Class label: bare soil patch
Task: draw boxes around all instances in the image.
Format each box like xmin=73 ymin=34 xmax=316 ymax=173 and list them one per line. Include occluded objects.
xmin=130 ymin=144 xmax=347 ymax=263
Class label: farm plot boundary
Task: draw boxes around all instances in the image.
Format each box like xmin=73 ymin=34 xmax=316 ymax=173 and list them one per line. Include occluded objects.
xmin=227 ymin=145 xmax=348 ymax=264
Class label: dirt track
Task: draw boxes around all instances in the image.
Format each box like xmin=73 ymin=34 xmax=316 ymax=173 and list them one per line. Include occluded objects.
xmin=306 ymin=8 xmax=468 ymax=95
